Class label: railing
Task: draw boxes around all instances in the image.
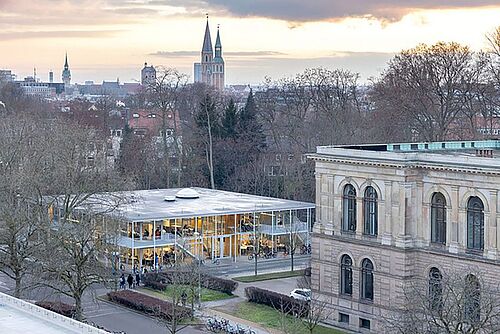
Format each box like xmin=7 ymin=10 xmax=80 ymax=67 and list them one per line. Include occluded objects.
xmin=0 ymin=292 xmax=107 ymax=333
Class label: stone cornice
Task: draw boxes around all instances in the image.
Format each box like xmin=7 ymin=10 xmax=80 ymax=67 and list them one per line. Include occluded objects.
xmin=307 ymin=152 xmax=500 ymax=176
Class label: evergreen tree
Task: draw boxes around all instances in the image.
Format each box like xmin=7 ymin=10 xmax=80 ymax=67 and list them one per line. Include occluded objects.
xmin=221 ymin=98 xmax=238 ymax=139
xmin=238 ymin=89 xmax=266 ymax=149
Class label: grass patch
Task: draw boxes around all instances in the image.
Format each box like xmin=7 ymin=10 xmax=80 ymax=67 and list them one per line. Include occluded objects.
xmin=233 ymin=270 xmax=304 ymax=283
xmin=141 ymin=285 xmax=235 ymax=303
xmin=220 ymin=301 xmax=344 ymax=334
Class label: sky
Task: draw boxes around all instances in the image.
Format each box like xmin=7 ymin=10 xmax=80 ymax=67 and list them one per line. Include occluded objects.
xmin=1 ymin=0 xmax=500 ymax=85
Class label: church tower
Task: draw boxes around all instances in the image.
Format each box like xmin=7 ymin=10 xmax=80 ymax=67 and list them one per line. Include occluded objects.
xmin=212 ymin=25 xmax=225 ymax=91
xmin=194 ymin=16 xmax=225 ymax=90
xmin=62 ymin=52 xmax=71 ymax=87
xmin=201 ymin=18 xmax=213 ymax=86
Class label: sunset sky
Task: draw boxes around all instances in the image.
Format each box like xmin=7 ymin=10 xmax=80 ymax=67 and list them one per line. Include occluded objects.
xmin=1 ymin=0 xmax=500 ymax=84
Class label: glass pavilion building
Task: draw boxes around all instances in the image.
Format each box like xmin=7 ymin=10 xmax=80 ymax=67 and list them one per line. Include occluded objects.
xmin=113 ymin=188 xmax=315 ymax=268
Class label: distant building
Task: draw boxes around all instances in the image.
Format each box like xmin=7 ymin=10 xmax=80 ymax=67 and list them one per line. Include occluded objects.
xmin=49 ymin=70 xmax=54 ymax=83
xmin=141 ymin=62 xmax=156 ymax=86
xmin=193 ymin=63 xmax=201 ymax=83
xmin=62 ymin=53 xmax=71 ymax=88
xmin=15 ymin=76 xmax=64 ymax=97
xmin=0 ymin=69 xmax=14 ymax=82
xmin=194 ymin=17 xmax=225 ymax=90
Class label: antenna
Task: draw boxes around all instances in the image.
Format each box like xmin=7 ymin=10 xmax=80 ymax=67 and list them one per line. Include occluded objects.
xmin=206 ymin=13 xmax=209 ymax=19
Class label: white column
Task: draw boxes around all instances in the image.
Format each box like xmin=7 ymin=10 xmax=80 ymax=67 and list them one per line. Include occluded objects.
xmin=153 ymin=220 xmax=156 ymax=270
xmin=131 ymin=221 xmax=135 ymax=269
xmin=234 ymin=214 xmax=237 ymax=262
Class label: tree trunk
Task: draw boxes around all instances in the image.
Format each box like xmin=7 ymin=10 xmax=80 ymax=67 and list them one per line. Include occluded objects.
xmin=74 ymin=292 xmax=83 ymax=321
xmin=254 ymin=253 xmax=258 ymax=276
xmin=14 ymin=273 xmax=21 ymax=298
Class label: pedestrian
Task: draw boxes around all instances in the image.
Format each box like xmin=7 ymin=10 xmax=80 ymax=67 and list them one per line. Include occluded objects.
xmin=181 ymin=291 xmax=187 ymax=307
xmin=135 ymin=272 xmax=141 ymax=287
xmin=127 ymin=273 xmax=134 ymax=289
xmin=119 ymin=273 xmax=125 ymax=290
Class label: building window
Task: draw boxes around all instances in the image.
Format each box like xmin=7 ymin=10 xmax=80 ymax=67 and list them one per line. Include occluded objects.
xmin=429 ymin=267 xmax=443 ymax=312
xmin=340 ymin=254 xmax=353 ymax=295
xmin=431 ymin=192 xmax=446 ymax=244
xmin=342 ymin=185 xmax=357 ymax=232
xmin=359 ymin=318 xmax=371 ymax=329
xmin=360 ymin=258 xmax=374 ymax=301
xmin=464 ymin=274 xmax=480 ymax=324
xmin=411 ymin=143 xmax=418 ymax=150
xmin=442 ymin=143 xmax=446 ymax=148
xmin=363 ymin=186 xmax=378 ymax=236
xmin=467 ymin=197 xmax=484 ymax=251
xmin=393 ymin=144 xmax=401 ymax=151
xmin=339 ymin=313 xmax=349 ymax=323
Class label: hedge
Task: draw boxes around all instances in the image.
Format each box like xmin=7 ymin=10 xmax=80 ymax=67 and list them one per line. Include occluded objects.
xmin=244 ymin=286 xmax=309 ymax=317
xmin=107 ymin=290 xmax=192 ymax=320
xmin=144 ymin=271 xmax=238 ymax=295
xmin=35 ymin=301 xmax=76 ymax=318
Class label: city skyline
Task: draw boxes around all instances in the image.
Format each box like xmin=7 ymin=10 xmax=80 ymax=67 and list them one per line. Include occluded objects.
xmin=1 ymin=1 xmax=500 ymax=84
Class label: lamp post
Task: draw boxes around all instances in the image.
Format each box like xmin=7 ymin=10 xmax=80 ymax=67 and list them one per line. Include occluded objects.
xmin=194 ymin=231 xmax=202 ymax=308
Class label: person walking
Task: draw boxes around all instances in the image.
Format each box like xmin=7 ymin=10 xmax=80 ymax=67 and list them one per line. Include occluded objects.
xmin=127 ymin=273 xmax=134 ymax=289
xmin=135 ymin=272 xmax=141 ymax=287
xmin=119 ymin=273 xmax=126 ymax=290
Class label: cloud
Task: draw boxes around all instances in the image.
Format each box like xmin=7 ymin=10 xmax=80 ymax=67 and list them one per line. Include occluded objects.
xmin=150 ymin=50 xmax=287 ymax=58
xmin=0 ymin=30 xmax=122 ymax=41
xmin=155 ymin=0 xmax=500 ymax=22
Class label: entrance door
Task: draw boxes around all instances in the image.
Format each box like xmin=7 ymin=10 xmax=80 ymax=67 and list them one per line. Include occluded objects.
xmin=212 ymin=236 xmax=232 ymax=259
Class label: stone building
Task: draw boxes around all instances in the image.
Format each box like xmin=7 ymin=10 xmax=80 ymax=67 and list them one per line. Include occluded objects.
xmin=193 ymin=17 xmax=225 ymax=90
xmin=308 ymin=140 xmax=500 ymax=332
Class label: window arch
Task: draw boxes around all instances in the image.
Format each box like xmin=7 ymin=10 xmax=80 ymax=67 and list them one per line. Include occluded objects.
xmin=363 ymin=186 xmax=378 ymax=236
xmin=342 ymin=184 xmax=357 ymax=232
xmin=340 ymin=255 xmax=353 ymax=295
xmin=464 ymin=274 xmax=480 ymax=324
xmin=467 ymin=197 xmax=484 ymax=251
xmin=431 ymin=192 xmax=446 ymax=244
xmin=361 ymin=258 xmax=374 ymax=300
xmin=429 ymin=267 xmax=443 ymax=312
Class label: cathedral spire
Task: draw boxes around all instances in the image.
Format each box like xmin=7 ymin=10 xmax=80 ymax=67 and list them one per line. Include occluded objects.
xmin=202 ymin=16 xmax=213 ymax=53
xmin=64 ymin=52 xmax=69 ymax=70
xmin=214 ymin=25 xmax=222 ymax=58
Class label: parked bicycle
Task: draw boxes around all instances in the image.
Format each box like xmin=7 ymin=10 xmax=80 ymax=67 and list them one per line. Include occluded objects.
xmin=300 ymin=244 xmax=312 ymax=255
xmin=205 ymin=316 xmax=256 ymax=334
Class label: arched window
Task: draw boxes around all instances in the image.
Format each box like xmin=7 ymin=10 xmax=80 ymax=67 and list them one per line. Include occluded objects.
xmin=342 ymin=185 xmax=356 ymax=232
xmin=429 ymin=267 xmax=443 ymax=312
xmin=361 ymin=259 xmax=374 ymax=300
xmin=340 ymin=255 xmax=353 ymax=295
xmin=431 ymin=193 xmax=446 ymax=244
xmin=363 ymin=186 xmax=378 ymax=236
xmin=464 ymin=274 xmax=480 ymax=324
xmin=467 ymin=197 xmax=484 ymax=251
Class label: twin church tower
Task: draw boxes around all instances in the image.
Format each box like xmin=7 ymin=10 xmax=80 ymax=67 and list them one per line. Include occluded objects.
xmin=194 ymin=17 xmax=225 ymax=90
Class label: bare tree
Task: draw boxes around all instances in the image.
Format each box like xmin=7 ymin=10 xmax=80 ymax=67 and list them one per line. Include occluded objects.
xmin=0 ymin=114 xmax=49 ymax=297
xmin=147 ymin=67 xmax=188 ymax=188
xmin=384 ymin=268 xmax=500 ymax=334
xmin=371 ymin=42 xmax=479 ymax=141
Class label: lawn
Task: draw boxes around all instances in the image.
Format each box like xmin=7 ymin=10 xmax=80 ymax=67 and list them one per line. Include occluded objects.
xmin=142 ymin=285 xmax=235 ymax=303
xmin=233 ymin=270 xmax=304 ymax=283
xmin=219 ymin=301 xmax=345 ymax=334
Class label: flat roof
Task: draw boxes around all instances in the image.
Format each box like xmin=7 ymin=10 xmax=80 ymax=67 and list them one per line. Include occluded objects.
xmin=0 ymin=292 xmax=106 ymax=334
xmin=99 ymin=188 xmax=314 ymax=221
xmin=333 ymin=139 xmax=500 ymax=153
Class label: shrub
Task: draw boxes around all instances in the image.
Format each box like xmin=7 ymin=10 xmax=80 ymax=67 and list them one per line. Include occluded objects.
xmin=144 ymin=271 xmax=238 ymax=295
xmin=244 ymin=286 xmax=309 ymax=317
xmin=35 ymin=301 xmax=76 ymax=318
xmin=107 ymin=290 xmax=192 ymax=320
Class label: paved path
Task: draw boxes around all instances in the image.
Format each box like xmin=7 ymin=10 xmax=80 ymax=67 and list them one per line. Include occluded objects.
xmin=204 ymin=255 xmax=310 ymax=278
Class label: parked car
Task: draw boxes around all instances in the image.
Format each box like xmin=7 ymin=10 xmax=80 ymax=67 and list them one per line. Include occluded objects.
xmin=289 ymin=288 xmax=311 ymax=301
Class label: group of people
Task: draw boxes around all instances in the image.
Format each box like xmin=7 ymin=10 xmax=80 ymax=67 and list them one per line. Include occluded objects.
xmin=119 ymin=272 xmax=141 ymax=289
